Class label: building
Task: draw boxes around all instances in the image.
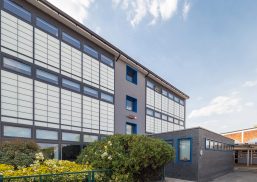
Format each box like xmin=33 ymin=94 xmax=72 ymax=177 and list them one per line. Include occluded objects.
xmin=0 ymin=0 xmax=189 ymax=160
xmin=223 ymin=127 xmax=257 ymax=166
xmin=154 ymin=128 xmax=234 ymax=182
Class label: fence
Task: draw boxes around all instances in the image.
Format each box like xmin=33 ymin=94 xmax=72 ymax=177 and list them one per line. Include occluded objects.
xmin=0 ymin=169 xmax=111 ymax=182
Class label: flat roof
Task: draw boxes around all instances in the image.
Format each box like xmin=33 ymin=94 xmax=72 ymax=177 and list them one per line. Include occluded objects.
xmin=221 ymin=127 xmax=257 ymax=135
xmin=25 ymin=0 xmax=189 ymax=99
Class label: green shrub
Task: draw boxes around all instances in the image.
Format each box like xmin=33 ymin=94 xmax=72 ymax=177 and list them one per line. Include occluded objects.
xmin=0 ymin=139 xmax=39 ymax=169
xmin=77 ymin=134 xmax=174 ymax=182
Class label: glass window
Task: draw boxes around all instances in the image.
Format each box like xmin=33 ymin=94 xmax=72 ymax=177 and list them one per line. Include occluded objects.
xmin=168 ymin=117 xmax=173 ymax=122
xmin=214 ymin=141 xmax=218 ymax=150
xmin=4 ymin=126 xmax=31 ymax=138
xmin=180 ymin=99 xmax=185 ymax=106
xmin=218 ymin=142 xmax=222 ymax=150
xmin=146 ymin=81 xmax=154 ymax=89
xmin=61 ymin=144 xmax=81 ymax=161
xmin=179 ymin=139 xmax=191 ymax=161
xmin=38 ymin=143 xmax=59 ymax=159
xmin=174 ymin=96 xmax=180 ymax=102
xmin=62 ymin=32 xmax=80 ymax=49
xmin=126 ymin=96 xmax=137 ymax=112
xmin=36 ymin=69 xmax=58 ymax=84
xmin=3 ymin=57 xmax=31 ymax=75
xmin=84 ymin=86 xmax=98 ymax=98
xmin=62 ymin=79 xmax=80 ymax=92
xmin=101 ymin=93 xmax=114 ymax=103
xmin=168 ymin=93 xmax=174 ymax=99
xmin=126 ymin=123 xmax=137 ymax=134
xmin=174 ymin=119 xmax=179 ymax=124
xmin=101 ymin=55 xmax=113 ymax=67
xmin=36 ymin=17 xmax=58 ymax=37
xmin=84 ymin=45 xmax=98 ymax=59
xmin=162 ymin=114 xmax=168 ymax=120
xmin=210 ymin=140 xmax=214 ymax=149
xmin=84 ymin=135 xmax=98 ymax=143
xmin=3 ymin=0 xmax=31 ymax=22
xmin=162 ymin=89 xmax=168 ymax=96
xmin=146 ymin=109 xmax=154 ymax=116
xmin=36 ymin=129 xmax=58 ymax=140
xmin=126 ymin=65 xmax=137 ymax=84
xmin=206 ymin=139 xmax=210 ymax=149
xmin=62 ymin=132 xmax=80 ymax=142
xmin=155 ymin=112 xmax=161 ymax=118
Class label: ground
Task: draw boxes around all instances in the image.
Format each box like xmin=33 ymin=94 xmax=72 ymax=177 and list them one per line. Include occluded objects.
xmin=165 ymin=167 xmax=257 ymax=182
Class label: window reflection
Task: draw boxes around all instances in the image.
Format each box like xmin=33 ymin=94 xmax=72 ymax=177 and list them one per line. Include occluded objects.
xmin=61 ymin=144 xmax=81 ymax=161
xmin=38 ymin=143 xmax=59 ymax=159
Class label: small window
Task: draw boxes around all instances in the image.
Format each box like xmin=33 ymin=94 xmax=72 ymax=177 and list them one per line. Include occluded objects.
xmin=214 ymin=141 xmax=218 ymax=150
xmin=126 ymin=123 xmax=137 ymax=134
xmin=101 ymin=55 xmax=114 ymax=67
xmin=126 ymin=65 xmax=137 ymax=84
xmin=146 ymin=81 xmax=154 ymax=89
xmin=179 ymin=138 xmax=191 ymax=161
xmin=84 ymin=86 xmax=98 ymax=98
xmin=4 ymin=0 xmax=31 ymax=22
xmin=155 ymin=86 xmax=161 ymax=93
xmin=36 ymin=17 xmax=58 ymax=37
xmin=84 ymin=45 xmax=98 ymax=59
xmin=174 ymin=119 xmax=179 ymax=124
xmin=36 ymin=129 xmax=58 ymax=140
xmin=126 ymin=96 xmax=137 ymax=112
xmin=168 ymin=117 xmax=173 ymax=122
xmin=101 ymin=92 xmax=114 ymax=103
xmin=84 ymin=135 xmax=98 ymax=143
xmin=146 ymin=108 xmax=154 ymax=116
xmin=162 ymin=89 xmax=168 ymax=96
xmin=62 ymin=32 xmax=80 ymax=49
xmin=206 ymin=139 xmax=210 ymax=149
xmin=155 ymin=112 xmax=161 ymax=118
xmin=180 ymin=99 xmax=185 ymax=106
xmin=210 ymin=140 xmax=214 ymax=149
xmin=36 ymin=69 xmax=58 ymax=84
xmin=62 ymin=132 xmax=80 ymax=142
xmin=4 ymin=126 xmax=31 ymax=138
xmin=3 ymin=57 xmax=31 ymax=75
xmin=168 ymin=93 xmax=174 ymax=100
xmin=62 ymin=79 xmax=80 ymax=92
xmin=174 ymin=96 xmax=180 ymax=103
xmin=162 ymin=114 xmax=168 ymax=120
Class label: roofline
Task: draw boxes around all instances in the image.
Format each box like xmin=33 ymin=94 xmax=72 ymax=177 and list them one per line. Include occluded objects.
xmin=221 ymin=127 xmax=257 ymax=135
xmin=26 ymin=0 xmax=189 ymax=99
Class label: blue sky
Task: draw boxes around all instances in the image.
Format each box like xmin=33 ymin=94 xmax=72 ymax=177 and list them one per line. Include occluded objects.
xmin=49 ymin=0 xmax=257 ymax=133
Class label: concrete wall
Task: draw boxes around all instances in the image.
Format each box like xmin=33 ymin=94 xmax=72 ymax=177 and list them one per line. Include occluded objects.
xmin=114 ymin=60 xmax=146 ymax=134
xmin=198 ymin=129 xmax=234 ymax=182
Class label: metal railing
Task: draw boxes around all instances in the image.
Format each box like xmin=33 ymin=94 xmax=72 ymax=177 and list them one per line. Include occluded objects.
xmin=0 ymin=169 xmax=111 ymax=182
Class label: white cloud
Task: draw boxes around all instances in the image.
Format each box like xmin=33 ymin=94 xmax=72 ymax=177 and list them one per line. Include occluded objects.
xmin=243 ymin=80 xmax=257 ymax=87
xmin=112 ymin=0 xmax=178 ymax=26
xmin=188 ymin=93 xmax=242 ymax=119
xmin=245 ymin=102 xmax=255 ymax=107
xmin=47 ymin=0 xmax=94 ymax=23
xmin=182 ymin=1 xmax=191 ymax=21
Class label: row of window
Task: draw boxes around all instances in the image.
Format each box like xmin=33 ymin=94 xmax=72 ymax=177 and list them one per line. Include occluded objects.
xmin=147 ymin=80 xmax=185 ymax=105
xmin=3 ymin=125 xmax=99 ymax=143
xmin=2 ymin=57 xmax=114 ymax=103
xmin=205 ymin=139 xmax=234 ymax=151
xmin=2 ymin=0 xmax=114 ymax=67
xmin=146 ymin=108 xmax=184 ymax=126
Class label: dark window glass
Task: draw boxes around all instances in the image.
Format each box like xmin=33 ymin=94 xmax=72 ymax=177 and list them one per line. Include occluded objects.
xmin=62 ymin=32 xmax=80 ymax=49
xmin=61 ymin=144 xmax=81 ymax=161
xmin=126 ymin=96 xmax=137 ymax=112
xmin=36 ymin=17 xmax=58 ymax=37
xmin=126 ymin=65 xmax=137 ymax=84
xmin=62 ymin=79 xmax=80 ymax=92
xmin=38 ymin=143 xmax=59 ymax=159
xmin=174 ymin=96 xmax=180 ymax=103
xmin=162 ymin=89 xmax=168 ymax=96
xmin=84 ymin=86 xmax=98 ymax=98
xmin=101 ymin=55 xmax=114 ymax=67
xmin=4 ymin=0 xmax=31 ymax=22
xmin=36 ymin=69 xmax=58 ymax=84
xmin=147 ymin=81 xmax=154 ymax=89
xmin=126 ymin=123 xmax=137 ymax=134
xmin=179 ymin=139 xmax=191 ymax=161
xmin=101 ymin=92 xmax=114 ymax=103
xmin=168 ymin=93 xmax=174 ymax=99
xmin=4 ymin=126 xmax=31 ymax=138
xmin=3 ymin=57 xmax=31 ymax=75
xmin=146 ymin=109 xmax=154 ymax=116
xmin=84 ymin=45 xmax=98 ymax=59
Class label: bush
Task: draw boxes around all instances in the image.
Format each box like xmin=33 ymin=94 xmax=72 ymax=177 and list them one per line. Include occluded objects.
xmin=0 ymin=140 xmax=39 ymax=168
xmin=77 ymin=134 xmax=174 ymax=182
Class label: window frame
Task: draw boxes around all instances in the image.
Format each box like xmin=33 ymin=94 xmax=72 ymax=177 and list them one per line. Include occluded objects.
xmin=126 ymin=122 xmax=137 ymax=135
xmin=178 ymin=138 xmax=192 ymax=162
xmin=36 ymin=69 xmax=59 ymax=85
xmin=62 ymin=78 xmax=81 ymax=92
xmin=100 ymin=92 xmax=114 ymax=103
xmin=62 ymin=32 xmax=80 ymax=49
xmin=126 ymin=65 xmax=137 ymax=85
xmin=36 ymin=17 xmax=59 ymax=37
xmin=3 ymin=125 xmax=32 ymax=138
xmin=100 ymin=54 xmax=114 ymax=67
xmin=84 ymin=44 xmax=99 ymax=59
xmin=126 ymin=95 xmax=137 ymax=113
xmin=84 ymin=86 xmax=99 ymax=98
xmin=2 ymin=57 xmax=32 ymax=76
xmin=36 ymin=129 xmax=59 ymax=140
